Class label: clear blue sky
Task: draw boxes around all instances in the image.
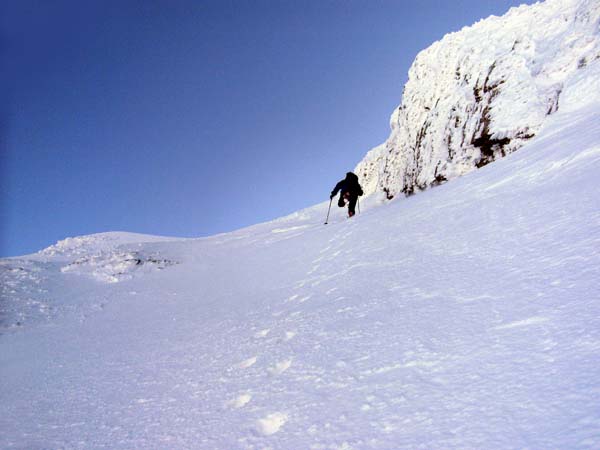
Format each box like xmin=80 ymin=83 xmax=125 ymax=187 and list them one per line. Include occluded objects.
xmin=1 ymin=0 xmax=532 ymax=257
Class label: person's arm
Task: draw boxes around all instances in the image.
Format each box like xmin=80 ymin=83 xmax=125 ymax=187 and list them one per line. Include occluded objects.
xmin=330 ymin=181 xmax=343 ymax=198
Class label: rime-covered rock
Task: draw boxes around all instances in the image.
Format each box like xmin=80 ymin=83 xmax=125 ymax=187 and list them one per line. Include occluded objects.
xmin=356 ymin=0 xmax=600 ymax=198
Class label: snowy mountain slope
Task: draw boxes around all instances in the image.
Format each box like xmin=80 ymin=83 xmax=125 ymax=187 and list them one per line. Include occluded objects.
xmin=356 ymin=0 xmax=600 ymax=199
xmin=1 ymin=99 xmax=600 ymax=447
xmin=0 ymin=232 xmax=183 ymax=328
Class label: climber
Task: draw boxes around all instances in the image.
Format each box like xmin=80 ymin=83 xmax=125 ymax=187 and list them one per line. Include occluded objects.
xmin=330 ymin=172 xmax=364 ymax=218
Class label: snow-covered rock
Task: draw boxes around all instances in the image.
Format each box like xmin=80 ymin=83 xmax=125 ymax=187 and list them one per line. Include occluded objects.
xmin=39 ymin=231 xmax=179 ymax=260
xmin=36 ymin=232 xmax=181 ymax=283
xmin=356 ymin=0 xmax=600 ymax=198
xmin=60 ymin=251 xmax=178 ymax=284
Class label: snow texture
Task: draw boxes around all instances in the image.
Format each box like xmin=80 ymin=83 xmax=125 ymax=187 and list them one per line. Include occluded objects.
xmin=2 ymin=1 xmax=600 ymax=448
xmin=1 ymin=103 xmax=599 ymax=448
xmin=356 ymin=0 xmax=600 ymax=199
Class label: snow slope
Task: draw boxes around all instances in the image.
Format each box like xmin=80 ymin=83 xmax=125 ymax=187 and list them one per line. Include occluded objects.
xmin=2 ymin=0 xmax=600 ymax=445
xmin=356 ymin=0 xmax=600 ymax=199
xmin=1 ymin=99 xmax=600 ymax=447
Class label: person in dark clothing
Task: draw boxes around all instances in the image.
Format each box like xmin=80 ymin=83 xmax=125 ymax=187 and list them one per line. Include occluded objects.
xmin=330 ymin=172 xmax=364 ymax=217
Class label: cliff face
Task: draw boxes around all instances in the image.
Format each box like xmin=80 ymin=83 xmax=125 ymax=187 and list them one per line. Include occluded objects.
xmin=357 ymin=0 xmax=600 ymax=199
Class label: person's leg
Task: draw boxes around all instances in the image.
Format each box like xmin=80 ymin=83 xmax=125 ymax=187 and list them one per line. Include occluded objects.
xmin=339 ymin=191 xmax=351 ymax=207
xmin=348 ymin=195 xmax=358 ymax=217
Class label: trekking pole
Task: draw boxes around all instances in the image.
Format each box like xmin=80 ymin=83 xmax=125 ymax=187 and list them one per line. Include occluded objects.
xmin=358 ymin=197 xmax=361 ymax=215
xmin=324 ymin=198 xmax=333 ymax=224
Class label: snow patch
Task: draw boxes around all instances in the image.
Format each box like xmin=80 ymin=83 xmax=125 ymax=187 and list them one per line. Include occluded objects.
xmin=255 ymin=412 xmax=288 ymax=435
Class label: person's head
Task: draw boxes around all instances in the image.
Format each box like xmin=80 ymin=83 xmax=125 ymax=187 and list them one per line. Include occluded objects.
xmin=345 ymin=172 xmax=357 ymax=181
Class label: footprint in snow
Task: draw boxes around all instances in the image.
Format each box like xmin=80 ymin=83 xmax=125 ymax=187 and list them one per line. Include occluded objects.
xmin=284 ymin=331 xmax=296 ymax=341
xmin=298 ymin=295 xmax=312 ymax=303
xmin=227 ymin=394 xmax=252 ymax=409
xmin=237 ymin=356 xmax=257 ymax=369
xmin=307 ymin=264 xmax=320 ymax=275
xmin=255 ymin=412 xmax=288 ymax=435
xmin=268 ymin=359 xmax=292 ymax=376
xmin=254 ymin=329 xmax=270 ymax=338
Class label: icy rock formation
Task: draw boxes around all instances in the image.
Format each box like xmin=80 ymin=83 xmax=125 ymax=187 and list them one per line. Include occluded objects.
xmin=356 ymin=0 xmax=600 ymax=198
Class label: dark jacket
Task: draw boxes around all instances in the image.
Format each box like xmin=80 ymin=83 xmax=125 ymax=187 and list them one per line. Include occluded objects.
xmin=331 ymin=172 xmax=364 ymax=198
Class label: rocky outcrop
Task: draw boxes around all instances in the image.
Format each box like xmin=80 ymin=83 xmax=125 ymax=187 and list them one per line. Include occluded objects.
xmin=356 ymin=0 xmax=600 ymax=199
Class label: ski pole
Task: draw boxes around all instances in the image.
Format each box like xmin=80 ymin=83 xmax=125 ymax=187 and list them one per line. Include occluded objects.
xmin=324 ymin=198 xmax=333 ymax=224
xmin=358 ymin=197 xmax=361 ymax=215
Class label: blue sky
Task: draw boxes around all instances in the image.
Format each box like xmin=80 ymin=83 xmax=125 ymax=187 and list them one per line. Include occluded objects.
xmin=1 ymin=0 xmax=532 ymax=257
